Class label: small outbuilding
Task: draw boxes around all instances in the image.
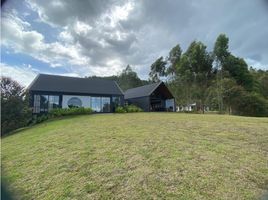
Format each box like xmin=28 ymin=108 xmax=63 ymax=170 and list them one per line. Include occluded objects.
xmin=124 ymin=82 xmax=175 ymax=112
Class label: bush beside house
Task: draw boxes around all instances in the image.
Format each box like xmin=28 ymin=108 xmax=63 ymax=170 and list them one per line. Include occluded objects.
xmin=29 ymin=107 xmax=93 ymax=125
xmin=115 ymin=105 xmax=143 ymax=113
xmin=49 ymin=107 xmax=93 ymax=117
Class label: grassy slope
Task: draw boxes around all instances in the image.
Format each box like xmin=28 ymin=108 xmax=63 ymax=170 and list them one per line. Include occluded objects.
xmin=2 ymin=113 xmax=268 ymax=200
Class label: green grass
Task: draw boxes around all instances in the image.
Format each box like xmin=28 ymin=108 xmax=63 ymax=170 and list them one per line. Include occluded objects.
xmin=2 ymin=113 xmax=268 ymax=199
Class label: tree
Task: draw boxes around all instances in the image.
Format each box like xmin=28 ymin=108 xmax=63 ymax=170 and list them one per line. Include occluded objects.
xmin=1 ymin=76 xmax=25 ymax=99
xmin=184 ymin=41 xmax=213 ymax=113
xmin=1 ymin=77 xmax=31 ymax=135
xmin=223 ymin=55 xmax=254 ymax=91
xmin=175 ymin=54 xmax=195 ymax=106
xmin=221 ymin=78 xmax=239 ymax=114
xmin=233 ymin=91 xmax=268 ymax=117
xmin=118 ymin=65 xmax=149 ymax=91
xmin=87 ymin=65 xmax=149 ymax=91
xmin=213 ymin=34 xmax=230 ymax=113
xmin=258 ymin=72 xmax=268 ymax=98
xmin=167 ymin=44 xmax=182 ymax=75
xmin=213 ymin=34 xmax=230 ymax=64
xmin=249 ymin=68 xmax=268 ymax=98
xmin=149 ymin=57 xmax=167 ymax=82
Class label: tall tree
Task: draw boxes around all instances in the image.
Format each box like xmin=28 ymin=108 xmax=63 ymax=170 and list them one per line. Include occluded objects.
xmin=223 ymin=55 xmax=254 ymax=91
xmin=149 ymin=56 xmax=167 ymax=82
xmin=175 ymin=54 xmax=195 ymax=106
xmin=213 ymin=34 xmax=230 ymax=64
xmin=118 ymin=65 xmax=146 ymax=91
xmin=213 ymin=34 xmax=230 ymax=113
xmin=184 ymin=41 xmax=213 ymax=112
xmin=167 ymin=44 xmax=182 ymax=75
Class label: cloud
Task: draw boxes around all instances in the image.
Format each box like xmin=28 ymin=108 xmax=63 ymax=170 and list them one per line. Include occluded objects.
xmin=0 ymin=63 xmax=83 ymax=87
xmin=245 ymin=58 xmax=268 ymax=70
xmin=1 ymin=0 xmax=267 ymax=81
xmin=1 ymin=11 xmax=91 ymax=68
xmin=1 ymin=63 xmax=38 ymax=86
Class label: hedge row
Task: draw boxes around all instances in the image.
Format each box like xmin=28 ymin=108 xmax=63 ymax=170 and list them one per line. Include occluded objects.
xmin=49 ymin=107 xmax=93 ymax=117
xmin=29 ymin=107 xmax=93 ymax=125
xmin=115 ymin=105 xmax=143 ymax=113
xmin=31 ymin=105 xmax=142 ymax=126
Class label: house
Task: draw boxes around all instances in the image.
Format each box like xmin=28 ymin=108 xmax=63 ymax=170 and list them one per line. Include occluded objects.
xmin=124 ymin=82 xmax=175 ymax=112
xmin=28 ymin=74 xmax=124 ymax=113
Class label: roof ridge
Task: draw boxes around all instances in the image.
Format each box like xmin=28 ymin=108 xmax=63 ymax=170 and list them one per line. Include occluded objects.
xmin=147 ymin=82 xmax=163 ymax=96
xmin=27 ymin=74 xmax=40 ymax=90
xmin=125 ymin=82 xmax=161 ymax=92
xmin=39 ymin=73 xmax=116 ymax=82
xmin=113 ymin=80 xmax=124 ymax=94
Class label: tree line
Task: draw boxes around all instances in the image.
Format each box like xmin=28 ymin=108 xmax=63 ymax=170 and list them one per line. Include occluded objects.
xmin=148 ymin=34 xmax=268 ymax=116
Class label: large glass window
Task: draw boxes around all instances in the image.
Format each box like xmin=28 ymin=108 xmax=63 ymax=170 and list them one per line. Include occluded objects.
xmin=91 ymin=97 xmax=101 ymax=112
xmin=33 ymin=95 xmax=40 ymax=113
xmin=112 ymin=96 xmax=122 ymax=111
xmin=90 ymin=97 xmax=111 ymax=112
xmin=101 ymin=97 xmax=110 ymax=112
xmin=112 ymin=96 xmax=120 ymax=107
xmin=33 ymin=95 xmax=60 ymax=113
xmin=49 ymin=96 xmax=60 ymax=110
xmin=67 ymin=97 xmax=82 ymax=108
xmin=40 ymin=95 xmax=49 ymax=112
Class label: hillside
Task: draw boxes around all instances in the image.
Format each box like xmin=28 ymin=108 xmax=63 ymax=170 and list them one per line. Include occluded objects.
xmin=2 ymin=113 xmax=268 ymax=199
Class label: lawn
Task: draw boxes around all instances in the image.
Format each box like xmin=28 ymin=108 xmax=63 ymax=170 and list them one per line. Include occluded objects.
xmin=2 ymin=113 xmax=268 ymax=199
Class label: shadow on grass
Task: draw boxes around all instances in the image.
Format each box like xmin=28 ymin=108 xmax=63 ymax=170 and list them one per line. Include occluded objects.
xmin=1 ymin=183 xmax=16 ymax=200
xmin=1 ymin=175 xmax=30 ymax=200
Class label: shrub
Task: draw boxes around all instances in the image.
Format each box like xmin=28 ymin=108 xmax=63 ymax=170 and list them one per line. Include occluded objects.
xmin=27 ymin=107 xmax=93 ymax=126
xmin=37 ymin=115 xmax=49 ymax=124
xmin=49 ymin=107 xmax=93 ymax=117
xmin=125 ymin=105 xmax=143 ymax=112
xmin=115 ymin=105 xmax=143 ymax=113
xmin=115 ymin=106 xmax=127 ymax=113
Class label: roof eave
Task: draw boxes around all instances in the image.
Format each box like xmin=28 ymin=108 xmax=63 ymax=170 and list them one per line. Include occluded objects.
xmin=27 ymin=73 xmax=40 ymax=91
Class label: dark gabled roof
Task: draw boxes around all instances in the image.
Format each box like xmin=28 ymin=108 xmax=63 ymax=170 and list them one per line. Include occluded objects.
xmin=124 ymin=82 xmax=162 ymax=99
xmin=28 ymin=74 xmax=124 ymax=95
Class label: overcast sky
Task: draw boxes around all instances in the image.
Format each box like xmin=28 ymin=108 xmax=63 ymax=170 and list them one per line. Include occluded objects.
xmin=1 ymin=0 xmax=268 ymax=86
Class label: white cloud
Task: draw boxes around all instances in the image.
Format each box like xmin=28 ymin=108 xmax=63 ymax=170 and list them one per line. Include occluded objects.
xmin=74 ymin=21 xmax=92 ymax=35
xmin=1 ymin=11 xmax=91 ymax=70
xmin=245 ymin=58 xmax=268 ymax=70
xmin=107 ymin=1 xmax=134 ymax=27
xmin=1 ymin=13 xmax=45 ymax=52
xmin=0 ymin=63 xmax=84 ymax=87
xmin=1 ymin=63 xmax=38 ymax=87
xmin=58 ymin=30 xmax=73 ymax=43
xmin=1 ymin=6 xmax=137 ymax=77
xmin=2 ymin=0 xmax=267 ymax=82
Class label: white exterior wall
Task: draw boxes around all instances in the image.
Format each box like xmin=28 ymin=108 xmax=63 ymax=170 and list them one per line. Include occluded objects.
xmin=62 ymin=95 xmax=91 ymax=108
xmin=177 ymin=103 xmax=196 ymax=112
xmin=165 ymin=98 xmax=175 ymax=111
